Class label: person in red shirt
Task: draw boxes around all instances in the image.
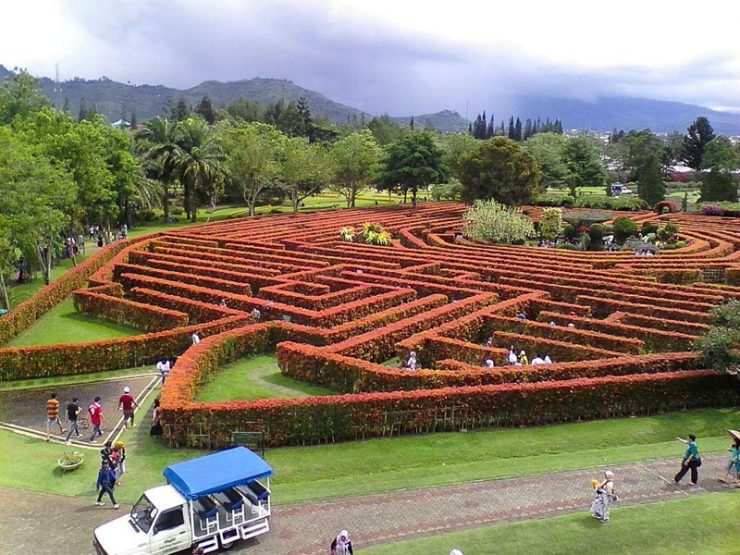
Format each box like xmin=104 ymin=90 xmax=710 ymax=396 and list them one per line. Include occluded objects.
xmin=118 ymin=386 xmax=139 ymax=428
xmin=88 ymin=396 xmax=104 ymax=442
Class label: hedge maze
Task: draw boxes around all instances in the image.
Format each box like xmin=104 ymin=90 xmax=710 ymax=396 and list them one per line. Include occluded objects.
xmin=1 ymin=203 xmax=739 ymax=447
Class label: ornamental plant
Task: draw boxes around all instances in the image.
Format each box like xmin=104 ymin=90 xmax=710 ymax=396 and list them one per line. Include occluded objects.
xmin=463 ymin=200 xmax=535 ymax=245
xmin=339 ymin=227 xmax=355 ymax=242
xmin=360 ymin=222 xmax=392 ymax=246
xmin=539 ymin=207 xmax=563 ymax=240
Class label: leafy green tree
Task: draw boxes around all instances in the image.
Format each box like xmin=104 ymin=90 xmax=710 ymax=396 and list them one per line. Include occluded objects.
xmin=171 ymin=117 xmax=226 ymax=221
xmin=279 ymin=138 xmax=332 ymax=212
xmin=220 ymin=122 xmax=284 ymax=216
xmin=439 ymin=133 xmax=479 ymax=178
xmin=330 ymin=130 xmax=383 ymax=207
xmin=563 ymin=136 xmax=605 ymax=197
xmin=227 ymin=98 xmax=262 ymax=122
xmin=0 ymin=127 xmax=75 ymax=285
xmin=694 ymin=300 xmax=740 ymax=375
xmin=378 ymin=133 xmax=446 ymax=207
xmin=195 ymin=95 xmax=216 ymax=124
xmin=170 ymin=97 xmax=192 ymax=122
xmin=0 ymin=69 xmax=49 ymax=125
xmin=703 ymin=136 xmax=737 ymax=172
xmin=136 ymin=116 xmax=180 ymax=221
xmin=683 ymin=116 xmax=715 ymax=170
xmin=458 ymin=137 xmax=542 ymax=206
xmin=700 ymin=170 xmax=738 ymax=202
xmin=523 ymin=133 xmax=571 ymax=189
xmin=636 ymin=154 xmax=666 ymax=206
xmin=367 ymin=115 xmax=407 ymax=146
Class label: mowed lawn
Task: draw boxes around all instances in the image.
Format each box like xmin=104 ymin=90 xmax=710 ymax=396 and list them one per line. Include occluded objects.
xmin=363 ymin=492 xmax=740 ymax=555
xmin=1 ymin=407 xmax=737 ymax=505
xmin=195 ymin=354 xmax=336 ymax=402
xmin=6 ymin=298 xmax=140 ymax=347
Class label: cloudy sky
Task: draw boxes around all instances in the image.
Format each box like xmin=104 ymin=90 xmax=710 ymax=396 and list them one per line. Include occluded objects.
xmin=3 ymin=0 xmax=740 ymax=115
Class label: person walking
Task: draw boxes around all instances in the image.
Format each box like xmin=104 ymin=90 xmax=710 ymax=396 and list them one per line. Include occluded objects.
xmin=674 ymin=434 xmax=701 ymax=486
xmin=192 ymin=332 xmax=201 ymax=345
xmin=95 ymin=461 xmax=119 ymax=509
xmin=118 ymin=386 xmax=139 ymax=428
xmin=65 ymin=397 xmax=81 ymax=443
xmin=45 ymin=392 xmax=65 ymax=441
xmin=330 ymin=529 xmax=353 ymax=555
xmin=88 ymin=396 xmax=104 ymax=442
xmin=150 ymin=397 xmax=163 ymax=436
xmin=113 ymin=440 xmax=127 ymax=483
xmin=590 ymin=470 xmax=617 ymax=522
xmin=722 ymin=430 xmax=740 ymax=483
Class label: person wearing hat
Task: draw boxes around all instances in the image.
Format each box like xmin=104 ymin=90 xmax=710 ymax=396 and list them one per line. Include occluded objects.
xmin=118 ymin=386 xmax=139 ymax=429
xmin=330 ymin=529 xmax=353 ymax=555
xmin=723 ymin=430 xmax=740 ymax=483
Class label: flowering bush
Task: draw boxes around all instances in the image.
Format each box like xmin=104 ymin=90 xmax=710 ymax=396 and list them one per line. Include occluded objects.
xmin=539 ymin=207 xmax=563 ymax=240
xmin=360 ymin=222 xmax=392 ymax=245
xmin=463 ymin=200 xmax=535 ymax=245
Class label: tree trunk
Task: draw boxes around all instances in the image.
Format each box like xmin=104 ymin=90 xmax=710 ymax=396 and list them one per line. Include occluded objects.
xmin=162 ymin=184 xmax=170 ymax=222
xmin=411 ymin=187 xmax=417 ymax=208
xmin=403 ymin=189 xmax=408 ymax=204
xmin=0 ymin=271 xmax=9 ymax=310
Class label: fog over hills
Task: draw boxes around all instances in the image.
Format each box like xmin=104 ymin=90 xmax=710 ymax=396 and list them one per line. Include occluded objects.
xmin=2 ymin=65 xmax=740 ymax=134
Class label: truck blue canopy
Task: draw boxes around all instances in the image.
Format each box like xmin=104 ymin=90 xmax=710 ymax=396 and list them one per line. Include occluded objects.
xmin=163 ymin=447 xmax=273 ymax=500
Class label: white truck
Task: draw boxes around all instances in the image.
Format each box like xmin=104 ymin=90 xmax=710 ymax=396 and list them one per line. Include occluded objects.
xmin=93 ymin=447 xmax=273 ymax=554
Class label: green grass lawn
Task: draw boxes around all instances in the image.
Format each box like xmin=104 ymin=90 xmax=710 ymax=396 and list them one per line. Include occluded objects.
xmin=6 ymin=298 xmax=139 ymax=347
xmin=1 ymin=407 xmax=736 ymax=505
xmin=195 ymin=354 xmax=336 ymax=402
xmin=0 ymin=366 xmax=153 ymax=391
xmin=363 ymin=492 xmax=740 ymax=555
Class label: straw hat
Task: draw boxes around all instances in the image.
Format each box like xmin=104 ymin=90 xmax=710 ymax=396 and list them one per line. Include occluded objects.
xmin=728 ymin=430 xmax=740 ymax=442
xmin=604 ymin=471 xmax=615 ymax=479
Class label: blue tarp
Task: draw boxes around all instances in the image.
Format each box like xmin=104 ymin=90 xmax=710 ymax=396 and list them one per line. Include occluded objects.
xmin=163 ymin=447 xmax=273 ymax=500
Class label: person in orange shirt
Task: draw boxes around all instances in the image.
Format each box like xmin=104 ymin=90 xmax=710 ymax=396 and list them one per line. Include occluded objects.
xmin=46 ymin=392 xmax=65 ymax=441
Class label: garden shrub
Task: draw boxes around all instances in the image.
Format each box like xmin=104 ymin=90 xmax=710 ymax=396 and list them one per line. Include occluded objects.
xmin=361 ymin=222 xmax=391 ymax=245
xmin=612 ymin=216 xmax=638 ymax=244
xmin=539 ymin=207 xmax=563 ymax=240
xmin=463 ymin=200 xmax=535 ymax=245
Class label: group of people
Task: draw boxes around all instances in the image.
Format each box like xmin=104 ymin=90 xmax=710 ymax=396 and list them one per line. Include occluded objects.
xmin=503 ymin=346 xmax=553 ymax=367
xmin=589 ymin=432 xmax=740 ymax=523
xmin=95 ymin=439 xmax=128 ymax=509
xmin=45 ymin=385 xmax=139 ymax=444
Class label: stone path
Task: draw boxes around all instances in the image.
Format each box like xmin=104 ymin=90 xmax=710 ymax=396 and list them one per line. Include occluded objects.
xmin=0 ymin=374 xmax=158 ymax=446
xmin=0 ymin=453 xmax=734 ymax=554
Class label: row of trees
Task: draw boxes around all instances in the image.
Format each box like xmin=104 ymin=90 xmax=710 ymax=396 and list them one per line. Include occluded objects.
xmin=470 ymin=112 xmax=563 ymax=141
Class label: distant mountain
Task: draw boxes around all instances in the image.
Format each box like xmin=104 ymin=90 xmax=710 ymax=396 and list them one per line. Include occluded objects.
xmin=0 ymin=65 xmax=368 ymax=125
xmin=390 ymin=110 xmax=469 ymax=132
xmin=512 ymin=96 xmax=740 ymax=135
xmin=3 ymin=64 xmax=740 ymax=134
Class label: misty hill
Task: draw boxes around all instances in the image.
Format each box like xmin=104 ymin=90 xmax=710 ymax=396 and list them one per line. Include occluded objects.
xmin=390 ymin=110 xmax=470 ymax=132
xmin=513 ymin=96 xmax=740 ymax=135
xmin=0 ymin=65 xmax=368 ymax=125
xmin=3 ymin=65 xmax=740 ymax=134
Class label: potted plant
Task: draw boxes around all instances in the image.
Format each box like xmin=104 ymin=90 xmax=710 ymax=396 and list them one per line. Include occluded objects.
xmin=58 ymin=451 xmax=85 ymax=471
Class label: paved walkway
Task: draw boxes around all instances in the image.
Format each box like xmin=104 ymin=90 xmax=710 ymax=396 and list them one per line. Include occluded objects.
xmin=0 ymin=453 xmax=734 ymax=554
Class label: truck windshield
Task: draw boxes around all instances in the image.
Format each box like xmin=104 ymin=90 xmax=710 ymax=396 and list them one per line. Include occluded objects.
xmin=131 ymin=495 xmax=158 ymax=533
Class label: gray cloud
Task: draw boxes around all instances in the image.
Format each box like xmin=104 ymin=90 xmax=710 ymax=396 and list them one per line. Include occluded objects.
xmin=13 ymin=0 xmax=740 ymax=116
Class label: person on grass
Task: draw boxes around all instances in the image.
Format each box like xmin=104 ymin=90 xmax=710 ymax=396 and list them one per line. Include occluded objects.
xmin=118 ymin=386 xmax=138 ymax=428
xmin=45 ymin=392 xmax=65 ymax=441
xmin=95 ymin=461 xmax=119 ymax=509
xmin=65 ymin=397 xmax=81 ymax=443
xmin=113 ymin=441 xmax=127 ymax=483
xmin=674 ymin=434 xmax=701 ymax=486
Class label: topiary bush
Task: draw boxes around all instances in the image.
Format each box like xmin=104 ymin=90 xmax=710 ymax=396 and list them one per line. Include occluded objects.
xmin=612 ymin=216 xmax=638 ymax=244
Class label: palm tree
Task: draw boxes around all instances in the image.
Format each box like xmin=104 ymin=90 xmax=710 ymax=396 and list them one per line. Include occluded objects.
xmin=136 ymin=116 xmax=179 ymax=222
xmin=170 ymin=117 xmax=226 ymax=222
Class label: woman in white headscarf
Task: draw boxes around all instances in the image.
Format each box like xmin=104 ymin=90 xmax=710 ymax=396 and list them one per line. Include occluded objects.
xmin=406 ymin=351 xmax=418 ymax=371
xmin=590 ymin=470 xmax=617 ymax=522
xmin=330 ymin=529 xmax=353 ymax=555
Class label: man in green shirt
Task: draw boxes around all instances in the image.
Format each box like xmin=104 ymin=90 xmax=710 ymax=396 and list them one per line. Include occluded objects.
xmin=674 ymin=434 xmax=700 ymax=486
